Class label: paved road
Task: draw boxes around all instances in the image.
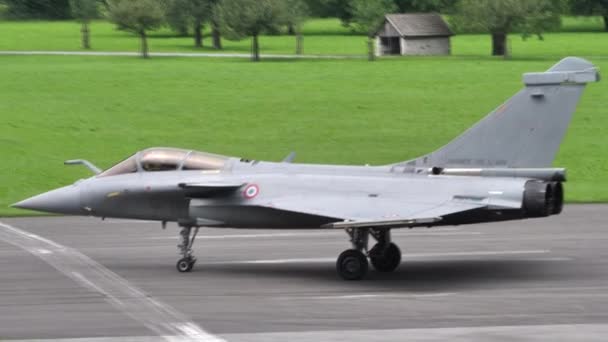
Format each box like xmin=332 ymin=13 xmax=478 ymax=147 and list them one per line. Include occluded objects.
xmin=0 ymin=50 xmax=360 ymax=59
xmin=1 ymin=204 xmax=607 ymax=341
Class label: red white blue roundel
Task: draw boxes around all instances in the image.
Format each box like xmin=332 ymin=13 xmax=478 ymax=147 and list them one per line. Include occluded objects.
xmin=243 ymin=184 xmax=259 ymax=199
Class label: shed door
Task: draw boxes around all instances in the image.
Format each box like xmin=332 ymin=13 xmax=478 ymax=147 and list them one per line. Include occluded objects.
xmin=380 ymin=37 xmax=400 ymax=55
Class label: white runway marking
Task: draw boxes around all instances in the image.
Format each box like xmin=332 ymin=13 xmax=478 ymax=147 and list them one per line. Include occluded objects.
xmin=103 ymin=219 xmax=156 ymax=224
xmin=527 ymin=257 xmax=573 ymax=261
xmin=306 ymin=292 xmax=455 ymax=300
xmin=406 ymin=249 xmax=551 ymax=258
xmin=214 ymin=257 xmax=334 ymax=264
xmin=8 ymin=323 xmax=608 ymax=342
xmin=147 ymin=232 xmax=336 ymax=240
xmin=0 ymin=221 xmax=225 ymax=342
xmin=206 ymin=250 xmax=551 ymax=265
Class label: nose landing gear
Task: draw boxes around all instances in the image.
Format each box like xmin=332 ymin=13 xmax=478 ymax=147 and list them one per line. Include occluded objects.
xmin=176 ymin=226 xmax=199 ymax=273
xmin=176 ymin=257 xmax=195 ymax=272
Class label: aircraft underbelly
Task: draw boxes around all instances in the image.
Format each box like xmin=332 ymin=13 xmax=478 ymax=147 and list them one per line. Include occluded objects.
xmin=188 ymin=204 xmax=337 ymax=229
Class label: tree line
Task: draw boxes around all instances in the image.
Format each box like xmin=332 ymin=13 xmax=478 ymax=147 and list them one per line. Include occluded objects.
xmin=0 ymin=0 xmax=310 ymax=60
xmin=1 ymin=0 xmax=607 ymax=60
xmin=0 ymin=0 xmax=452 ymax=20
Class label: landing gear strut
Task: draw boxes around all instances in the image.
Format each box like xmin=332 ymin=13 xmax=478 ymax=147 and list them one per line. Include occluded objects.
xmin=336 ymin=228 xmax=402 ymax=280
xmin=176 ymin=226 xmax=199 ymax=273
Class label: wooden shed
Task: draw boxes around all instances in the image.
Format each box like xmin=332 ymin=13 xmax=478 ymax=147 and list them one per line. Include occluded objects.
xmin=375 ymin=13 xmax=453 ymax=56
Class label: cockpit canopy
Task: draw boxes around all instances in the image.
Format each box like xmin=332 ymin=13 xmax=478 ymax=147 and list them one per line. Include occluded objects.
xmin=99 ymin=148 xmax=231 ymax=177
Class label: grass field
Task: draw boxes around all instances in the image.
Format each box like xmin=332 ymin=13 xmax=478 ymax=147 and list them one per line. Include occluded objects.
xmin=1 ymin=17 xmax=608 ymax=57
xmin=1 ymin=18 xmax=607 ymax=216
xmin=0 ymin=19 xmax=363 ymax=55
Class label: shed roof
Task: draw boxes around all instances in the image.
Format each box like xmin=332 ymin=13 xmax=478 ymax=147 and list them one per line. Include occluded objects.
xmin=383 ymin=13 xmax=453 ymax=37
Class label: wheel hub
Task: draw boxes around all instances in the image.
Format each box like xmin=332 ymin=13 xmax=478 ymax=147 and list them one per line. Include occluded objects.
xmin=344 ymin=257 xmax=360 ymax=273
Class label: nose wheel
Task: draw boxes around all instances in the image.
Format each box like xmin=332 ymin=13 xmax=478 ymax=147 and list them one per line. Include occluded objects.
xmin=176 ymin=226 xmax=199 ymax=273
xmin=176 ymin=257 xmax=196 ymax=273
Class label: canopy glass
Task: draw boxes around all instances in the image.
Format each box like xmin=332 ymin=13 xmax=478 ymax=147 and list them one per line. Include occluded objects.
xmin=98 ymin=148 xmax=230 ymax=177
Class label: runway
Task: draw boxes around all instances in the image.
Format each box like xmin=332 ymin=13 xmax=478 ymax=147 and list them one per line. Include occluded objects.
xmin=1 ymin=204 xmax=608 ymax=341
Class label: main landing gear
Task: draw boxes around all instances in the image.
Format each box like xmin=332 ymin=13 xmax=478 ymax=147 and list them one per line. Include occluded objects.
xmin=176 ymin=226 xmax=199 ymax=273
xmin=336 ymin=228 xmax=402 ymax=280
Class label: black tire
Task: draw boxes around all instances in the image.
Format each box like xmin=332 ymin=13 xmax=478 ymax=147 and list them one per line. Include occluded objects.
xmin=176 ymin=257 xmax=194 ymax=273
xmin=336 ymin=249 xmax=368 ymax=280
xmin=369 ymin=242 xmax=401 ymax=272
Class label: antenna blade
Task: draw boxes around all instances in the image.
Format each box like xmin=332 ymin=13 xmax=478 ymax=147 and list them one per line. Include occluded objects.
xmin=282 ymin=151 xmax=296 ymax=163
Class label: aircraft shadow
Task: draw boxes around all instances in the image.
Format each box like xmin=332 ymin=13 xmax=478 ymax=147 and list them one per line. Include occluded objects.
xmin=190 ymin=258 xmax=581 ymax=291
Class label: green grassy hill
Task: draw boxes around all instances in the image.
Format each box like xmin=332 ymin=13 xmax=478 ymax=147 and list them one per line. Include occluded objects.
xmin=1 ymin=18 xmax=607 ymax=216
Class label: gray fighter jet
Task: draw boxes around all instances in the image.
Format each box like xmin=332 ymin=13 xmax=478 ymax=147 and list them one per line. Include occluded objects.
xmin=13 ymin=57 xmax=600 ymax=280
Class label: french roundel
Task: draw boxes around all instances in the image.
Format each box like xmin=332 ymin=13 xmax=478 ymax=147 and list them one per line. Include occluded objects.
xmin=243 ymin=184 xmax=259 ymax=199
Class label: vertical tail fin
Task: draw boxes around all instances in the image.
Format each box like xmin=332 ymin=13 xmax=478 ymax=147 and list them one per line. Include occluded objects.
xmin=395 ymin=57 xmax=600 ymax=170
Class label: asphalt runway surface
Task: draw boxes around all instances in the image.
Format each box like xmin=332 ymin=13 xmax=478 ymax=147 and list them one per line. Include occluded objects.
xmin=1 ymin=204 xmax=608 ymax=341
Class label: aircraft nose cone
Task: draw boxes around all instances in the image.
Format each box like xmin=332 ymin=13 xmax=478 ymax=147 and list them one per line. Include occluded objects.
xmin=12 ymin=185 xmax=82 ymax=215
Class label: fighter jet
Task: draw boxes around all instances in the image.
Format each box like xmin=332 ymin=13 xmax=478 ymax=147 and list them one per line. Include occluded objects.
xmin=13 ymin=57 xmax=600 ymax=280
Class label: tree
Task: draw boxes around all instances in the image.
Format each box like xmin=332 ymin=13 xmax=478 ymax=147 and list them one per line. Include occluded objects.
xmin=107 ymin=0 xmax=164 ymax=58
xmin=3 ymin=0 xmax=71 ymax=19
xmin=394 ymin=0 xmax=456 ymax=13
xmin=302 ymin=0 xmax=352 ymax=20
xmin=284 ymin=0 xmax=309 ymax=55
xmin=70 ymin=0 xmax=98 ymax=49
xmin=210 ymin=5 xmax=223 ymax=49
xmin=326 ymin=0 xmax=353 ymax=24
xmin=350 ymin=0 xmax=396 ymax=61
xmin=305 ymin=0 xmax=455 ymax=25
xmin=191 ymin=0 xmax=210 ymax=48
xmin=452 ymin=0 xmax=562 ymax=56
xmin=164 ymin=0 xmax=222 ymax=48
xmin=569 ymin=0 xmax=608 ymax=31
xmin=164 ymin=0 xmax=212 ymax=47
xmin=164 ymin=0 xmax=190 ymax=36
xmin=201 ymin=0 xmax=223 ymax=49
xmin=219 ymin=0 xmax=286 ymax=61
